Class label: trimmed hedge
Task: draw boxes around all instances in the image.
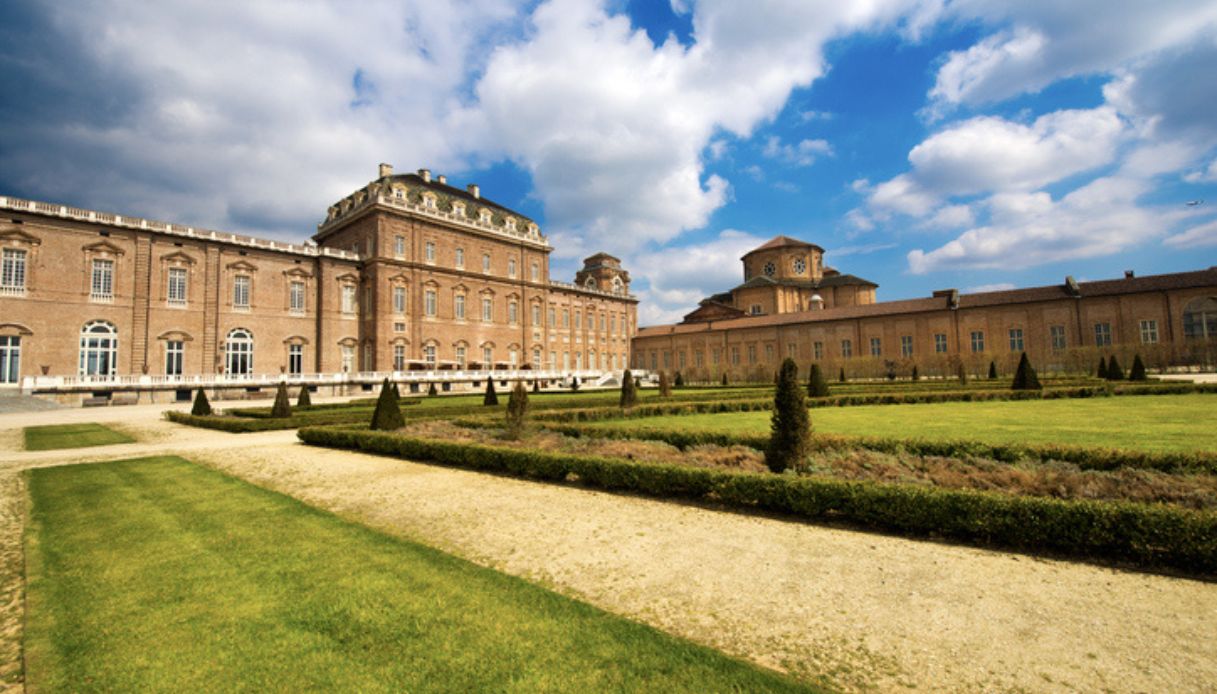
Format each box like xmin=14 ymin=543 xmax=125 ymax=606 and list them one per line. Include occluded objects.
xmin=298 ymin=427 xmax=1217 ymax=575
xmin=541 ymin=423 xmax=1217 ymax=475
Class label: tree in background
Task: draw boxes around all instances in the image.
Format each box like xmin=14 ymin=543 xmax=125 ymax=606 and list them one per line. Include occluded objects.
xmin=270 ymin=381 xmax=292 ymax=418
xmin=1129 ymin=354 xmax=1148 ymax=381
xmin=912 ymin=365 xmax=921 ymax=381
xmin=721 ymin=372 xmax=728 ymax=386
xmin=957 ymin=360 xmax=968 ymax=384
xmin=839 ymin=367 xmax=846 ymax=383
xmin=296 ymin=386 xmax=312 ymax=408
xmin=988 ymin=361 xmax=998 ymax=380
xmin=1097 ymin=356 xmax=1107 ymax=378
xmin=370 ymin=378 xmax=404 ymax=430
xmin=483 ymin=379 xmax=499 ymax=406
xmin=620 ymin=368 xmax=637 ymax=409
xmin=428 ymin=382 xmax=438 ymax=396
xmin=504 ymin=381 xmax=530 ymax=439
xmin=1011 ymin=352 xmax=1042 ymax=390
xmin=807 ymin=363 xmax=830 ymax=398
xmin=659 ymin=370 xmax=672 ymax=397
xmin=764 ymin=358 xmax=811 ymax=474
xmin=191 ymin=388 xmax=212 ymax=416
xmin=391 ymin=381 xmax=401 ymax=399
xmin=1106 ymin=355 xmax=1125 ymax=381
xmin=674 ymin=371 xmax=684 ymax=388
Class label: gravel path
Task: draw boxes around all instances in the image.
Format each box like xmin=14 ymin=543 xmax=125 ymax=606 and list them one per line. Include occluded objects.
xmin=2 ymin=406 xmax=1216 ymax=692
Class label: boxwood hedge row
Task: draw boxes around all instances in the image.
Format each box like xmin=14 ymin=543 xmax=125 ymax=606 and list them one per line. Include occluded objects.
xmin=297 ymin=426 xmax=1217 ymax=575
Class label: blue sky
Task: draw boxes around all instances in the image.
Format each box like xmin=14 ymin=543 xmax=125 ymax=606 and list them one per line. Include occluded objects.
xmin=2 ymin=0 xmax=1216 ymax=325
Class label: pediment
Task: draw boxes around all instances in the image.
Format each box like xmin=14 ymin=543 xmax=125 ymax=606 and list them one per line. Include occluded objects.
xmin=282 ymin=267 xmax=312 ymax=278
xmin=156 ymin=330 xmax=195 ymax=342
xmin=335 ymin=272 xmax=359 ymax=283
xmin=0 ymin=323 xmax=33 ymax=336
xmin=226 ymin=260 xmax=258 ymax=272
xmin=387 ymin=273 xmax=409 ymax=283
xmin=337 ymin=336 xmax=358 ymax=347
xmin=282 ymin=335 xmax=310 ymax=345
xmin=82 ymin=239 xmax=124 ymax=256
xmin=0 ymin=227 xmax=41 ymax=246
xmin=161 ymin=251 xmax=197 ymax=266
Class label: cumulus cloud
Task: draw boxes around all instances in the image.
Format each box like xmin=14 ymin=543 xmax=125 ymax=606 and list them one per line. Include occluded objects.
xmin=762 ymin=136 xmax=833 ymax=166
xmin=1164 ymin=218 xmax=1217 ymax=248
xmin=628 ymin=228 xmax=766 ymax=325
xmin=965 ymin=282 xmax=1016 ymax=293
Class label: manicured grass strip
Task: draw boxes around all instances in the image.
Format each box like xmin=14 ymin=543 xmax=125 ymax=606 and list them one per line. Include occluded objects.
xmin=24 ymin=457 xmax=813 ymax=693
xmin=23 ymin=423 xmax=134 ymax=451
xmin=299 ymin=429 xmax=1217 ymax=576
xmin=585 ymin=394 xmax=1217 ymax=455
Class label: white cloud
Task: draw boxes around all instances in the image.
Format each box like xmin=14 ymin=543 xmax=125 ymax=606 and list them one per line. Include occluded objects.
xmin=1184 ymin=160 xmax=1217 ymax=183
xmin=1164 ymin=218 xmax=1217 ymax=248
xmin=628 ymin=228 xmax=766 ymax=325
xmin=926 ymin=26 xmax=1046 ymax=116
xmin=923 ymin=204 xmax=975 ymax=229
xmin=868 ymin=174 xmax=939 ymax=217
xmin=826 ymin=242 xmax=896 ymax=257
xmin=762 ymin=136 xmax=833 ymax=166
xmin=965 ymin=282 xmax=1016 ymax=293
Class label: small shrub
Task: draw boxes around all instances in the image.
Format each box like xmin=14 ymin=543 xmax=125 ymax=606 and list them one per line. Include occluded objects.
xmin=912 ymin=365 xmax=921 ymax=381
xmin=957 ymin=361 xmax=968 ymax=385
xmin=674 ymin=371 xmax=684 ymax=388
xmin=659 ymin=371 xmax=672 ymax=398
xmin=270 ymin=381 xmax=292 ymax=418
xmin=504 ymin=381 xmax=529 ymax=439
xmin=1097 ymin=357 xmax=1107 ymax=378
xmin=807 ymin=363 xmax=830 ymax=398
xmin=1130 ymin=354 xmax=1147 ymax=381
xmin=532 ymin=380 xmax=540 ymax=393
xmin=721 ymin=372 xmax=728 ymax=386
xmin=484 ymin=379 xmax=499 ymax=406
xmin=1107 ymin=355 xmax=1125 ymax=381
xmin=570 ymin=377 xmax=580 ymax=392
xmin=369 ymin=378 xmax=404 ymax=431
xmin=428 ymin=382 xmax=438 ymax=396
xmin=839 ymin=367 xmax=846 ymax=383
xmin=988 ymin=361 xmax=998 ymax=380
xmin=296 ymin=386 xmax=312 ymax=408
xmin=620 ymin=368 xmax=637 ymax=409
xmin=764 ymin=358 xmax=811 ymax=473
xmin=1011 ymin=352 xmax=1042 ymax=391
xmin=391 ymin=381 xmax=401 ymax=399
xmin=191 ymin=388 xmax=212 ymax=416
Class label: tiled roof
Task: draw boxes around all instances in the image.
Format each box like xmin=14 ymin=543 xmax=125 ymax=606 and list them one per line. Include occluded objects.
xmin=730 ymin=273 xmax=877 ymax=292
xmin=389 ymin=173 xmax=534 ymax=223
xmin=742 ymin=235 xmax=825 ymax=257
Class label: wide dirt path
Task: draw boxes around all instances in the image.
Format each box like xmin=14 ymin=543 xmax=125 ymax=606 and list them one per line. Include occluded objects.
xmin=2 ymin=405 xmax=1216 ymax=692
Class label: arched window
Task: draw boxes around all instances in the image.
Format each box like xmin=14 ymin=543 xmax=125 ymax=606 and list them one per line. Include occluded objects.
xmin=79 ymin=320 xmax=118 ymax=377
xmin=611 ymin=276 xmax=624 ymax=295
xmin=1183 ymin=297 xmax=1217 ymax=339
xmin=225 ymin=328 xmax=254 ymax=375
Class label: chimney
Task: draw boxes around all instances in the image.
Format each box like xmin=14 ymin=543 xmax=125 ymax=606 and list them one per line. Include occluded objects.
xmin=467 ymin=183 xmax=480 ymax=199
xmin=437 ymin=174 xmax=447 ymax=185
xmin=417 ymin=168 xmax=431 ymax=183
xmin=378 ymin=163 xmax=393 ymax=178
xmin=1124 ymin=270 xmax=1135 ymax=279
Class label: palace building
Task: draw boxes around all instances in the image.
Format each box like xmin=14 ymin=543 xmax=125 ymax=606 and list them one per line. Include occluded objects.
xmin=633 ymin=235 xmax=1217 ymax=380
xmin=0 ymin=164 xmax=637 ymax=396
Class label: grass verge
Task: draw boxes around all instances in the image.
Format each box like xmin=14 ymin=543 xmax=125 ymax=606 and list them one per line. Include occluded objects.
xmin=24 ymin=456 xmax=813 ymax=693
xmin=23 ymin=423 xmax=134 ymax=451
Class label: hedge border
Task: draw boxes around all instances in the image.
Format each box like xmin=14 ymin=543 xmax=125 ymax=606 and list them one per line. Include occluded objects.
xmin=297 ymin=427 xmax=1217 ymax=576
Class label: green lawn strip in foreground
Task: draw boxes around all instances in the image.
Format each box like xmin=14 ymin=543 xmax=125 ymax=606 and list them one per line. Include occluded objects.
xmin=588 ymin=393 xmax=1217 ymax=454
xmin=23 ymin=422 xmax=135 ymax=451
xmin=24 ymin=457 xmax=814 ymax=693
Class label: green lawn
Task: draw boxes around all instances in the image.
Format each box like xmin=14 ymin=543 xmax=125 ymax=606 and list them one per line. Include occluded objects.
xmin=592 ymin=393 xmax=1217 ymax=453
xmin=23 ymin=422 xmax=134 ymax=451
xmin=24 ymin=457 xmax=814 ymax=693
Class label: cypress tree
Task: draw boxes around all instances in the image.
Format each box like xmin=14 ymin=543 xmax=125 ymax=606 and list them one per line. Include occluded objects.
xmin=807 ymin=363 xmax=830 ymax=397
xmin=483 ymin=378 xmax=499 ymax=406
xmin=296 ymin=386 xmax=312 ymax=408
xmin=270 ymin=381 xmax=292 ymax=418
xmin=912 ymin=365 xmax=920 ymax=381
xmin=988 ymin=361 xmax=998 ymax=380
xmin=1097 ymin=356 xmax=1107 ymax=378
xmin=659 ymin=370 xmax=672 ymax=397
xmin=1011 ymin=352 xmax=1042 ymax=390
xmin=504 ymin=381 xmax=529 ymax=439
xmin=369 ymin=378 xmax=404 ymax=430
xmin=391 ymin=381 xmax=401 ymax=399
xmin=674 ymin=371 xmax=684 ymax=388
xmin=764 ymin=358 xmax=811 ymax=474
xmin=428 ymin=382 xmax=438 ymax=396
xmin=720 ymin=372 xmax=728 ymax=386
xmin=1129 ymin=354 xmax=1147 ymax=381
xmin=191 ymin=388 xmax=212 ymax=416
xmin=1106 ymin=355 xmax=1125 ymax=381
xmin=957 ymin=361 xmax=969 ymax=384
xmin=839 ymin=367 xmax=846 ymax=383
xmin=532 ymin=380 xmax=540 ymax=393
xmin=620 ymin=368 xmax=637 ymax=409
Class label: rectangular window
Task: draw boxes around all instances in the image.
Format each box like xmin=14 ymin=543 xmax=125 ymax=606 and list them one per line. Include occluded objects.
xmin=0 ymin=336 xmax=20 ymax=384
xmin=1140 ymin=319 xmax=1159 ymax=344
xmin=694 ymin=351 xmax=704 ymax=367
xmin=731 ymin=346 xmax=740 ymax=365
xmin=712 ymin=347 xmax=721 ymax=364
xmin=341 ymin=285 xmax=356 ymax=314
xmin=531 ymin=263 xmax=539 ymax=282
xmin=813 ymin=341 xmax=823 ymax=360
xmin=747 ymin=345 xmax=757 ymax=364
xmin=393 ymin=286 xmax=406 ymax=315
xmin=394 ymin=235 xmax=405 ymax=258
xmin=562 ymin=310 xmax=570 ymax=328
xmin=482 ymin=253 xmax=491 ymax=273
xmin=455 ymin=248 xmax=464 ymax=268
xmin=970 ymin=330 xmax=985 ymax=353
xmin=548 ymin=307 xmax=556 ymax=327
xmin=787 ymin=343 xmax=797 ymax=359
xmin=456 ymin=346 xmax=467 ymax=369
xmin=0 ymin=249 xmax=26 ymax=292
xmin=749 ymin=304 xmax=762 ymax=315
xmin=533 ymin=348 xmax=542 ymax=369
xmin=424 ymin=345 xmax=436 ymax=366
xmin=289 ymin=280 xmax=305 ymax=313
xmin=1094 ymin=322 xmax=1112 ymax=347
xmin=508 ymin=259 xmax=517 ymax=278
xmin=549 ymin=351 xmax=556 ymax=370
xmin=167 ymin=267 xmax=188 ymax=305
xmin=289 ymin=344 xmax=303 ymax=375
xmin=900 ymin=335 xmax=913 ymax=358
xmin=508 ymin=301 xmax=518 ymax=325
xmin=393 ymin=322 xmax=406 ymax=333
xmin=454 ymin=294 xmax=466 ymax=320
xmin=575 ymin=310 xmax=582 ymax=330
xmin=1008 ymin=328 xmax=1025 ymax=352
xmin=870 ymin=337 xmax=881 ymax=357
xmin=362 ymin=286 xmax=371 ymax=314
xmin=425 ymin=289 xmax=437 ymax=317
xmin=393 ymin=345 xmax=405 ymax=371
xmin=425 ymin=241 xmax=435 ymax=263
xmin=484 ymin=346 xmax=493 ymax=365
xmin=532 ymin=304 xmax=541 ymax=326
xmin=934 ymin=333 xmax=948 ymax=353
xmin=764 ymin=344 xmax=773 ymax=362
xmin=232 ymin=274 xmax=249 ymax=309
xmin=482 ymin=297 xmax=493 ymax=322
xmin=92 ymin=259 xmax=114 ymax=300
xmin=1050 ymin=325 xmax=1067 ymax=351
xmin=841 ymin=339 xmax=852 ymax=358
xmin=165 ymin=340 xmax=184 ymax=376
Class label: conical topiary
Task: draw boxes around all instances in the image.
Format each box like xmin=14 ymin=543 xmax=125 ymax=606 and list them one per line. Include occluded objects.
xmin=391 ymin=381 xmax=401 ymax=399
xmin=839 ymin=367 xmax=846 ymax=383
xmin=483 ymin=379 xmax=499 ymax=406
xmin=988 ymin=361 xmax=998 ymax=379
xmin=721 ymin=372 xmax=728 ymax=386
xmin=957 ymin=361 xmax=968 ymax=384
xmin=297 ymin=386 xmax=312 ymax=408
xmin=764 ymin=358 xmax=811 ymax=474
xmin=532 ymin=380 xmax=539 ymax=393
xmin=1129 ymin=354 xmax=1147 ymax=381
xmin=270 ymin=381 xmax=292 ymax=418
xmin=1106 ymin=355 xmax=1125 ymax=381
xmin=912 ymin=365 xmax=920 ymax=381
xmin=620 ymin=368 xmax=637 ymax=409
xmin=504 ymin=381 xmax=529 ymax=439
xmin=369 ymin=378 xmax=404 ymax=430
xmin=191 ymin=388 xmax=212 ymax=416
xmin=428 ymin=382 xmax=438 ymax=396
xmin=674 ymin=371 xmax=684 ymax=388
xmin=1011 ymin=352 xmax=1042 ymax=390
xmin=659 ymin=370 xmax=672 ymax=397
xmin=807 ymin=363 xmax=830 ymax=398
xmin=1097 ymin=356 xmax=1107 ymax=379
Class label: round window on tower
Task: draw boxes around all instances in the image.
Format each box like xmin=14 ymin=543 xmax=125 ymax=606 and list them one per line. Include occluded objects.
xmin=793 ymin=257 xmax=806 ymax=274
xmin=763 ymin=261 xmax=776 ymax=277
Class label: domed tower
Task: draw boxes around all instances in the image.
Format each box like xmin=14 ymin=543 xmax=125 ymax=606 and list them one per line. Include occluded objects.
xmin=575 ymin=252 xmax=630 ymax=295
xmin=741 ymin=236 xmax=824 ymax=282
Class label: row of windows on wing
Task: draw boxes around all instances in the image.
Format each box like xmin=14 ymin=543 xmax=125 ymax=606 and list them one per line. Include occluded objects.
xmin=339 ymin=186 xmax=540 ymax=238
xmin=405 ymin=343 xmax=628 ymax=374
xmin=638 ymin=320 xmax=1175 ymax=371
